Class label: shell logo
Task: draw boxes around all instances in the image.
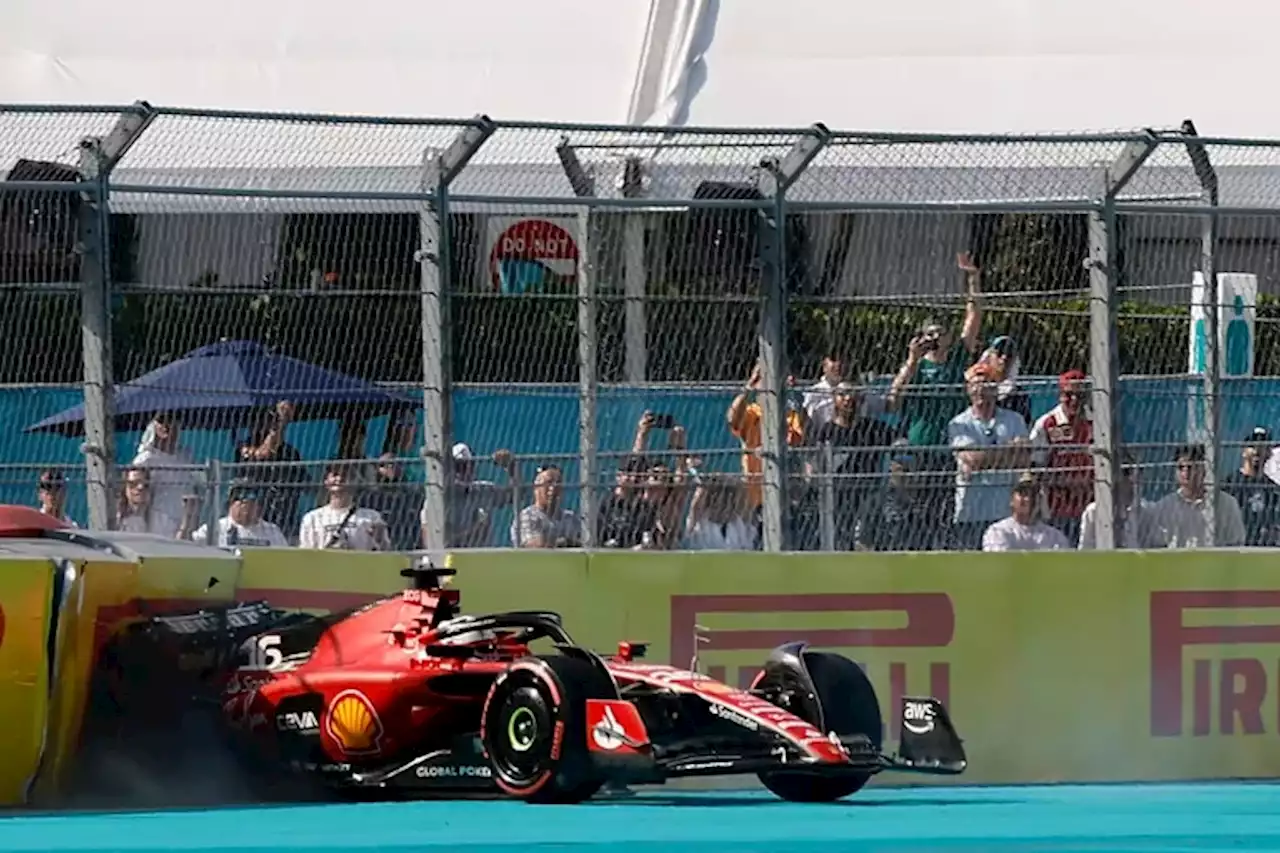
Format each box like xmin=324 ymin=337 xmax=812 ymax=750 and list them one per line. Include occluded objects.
xmin=325 ymin=690 xmax=384 ymax=754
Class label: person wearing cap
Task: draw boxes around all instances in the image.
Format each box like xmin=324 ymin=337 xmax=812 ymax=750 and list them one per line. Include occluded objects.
xmin=947 ymin=361 xmax=1030 ymax=550
xmin=419 ymin=442 xmax=517 ymax=548
xmin=1078 ymin=460 xmax=1156 ymax=550
xmin=806 ymin=382 xmax=895 ymax=550
xmin=981 ymin=473 xmax=1070 ymax=551
xmin=35 ymin=468 xmax=78 ymax=528
xmin=1222 ymin=427 xmax=1280 ymax=546
xmin=1029 ymin=369 xmax=1094 ymax=545
xmin=190 ymin=480 xmax=288 ymax=548
xmin=971 ymin=335 xmax=1031 ymax=423
xmin=1148 ymin=443 xmax=1246 ymax=549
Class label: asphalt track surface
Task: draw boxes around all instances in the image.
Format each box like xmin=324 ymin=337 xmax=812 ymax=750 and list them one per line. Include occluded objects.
xmin=2 ymin=783 xmax=1278 ymax=852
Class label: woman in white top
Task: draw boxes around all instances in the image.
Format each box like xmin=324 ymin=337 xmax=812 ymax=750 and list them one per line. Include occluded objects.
xmin=116 ymin=466 xmax=192 ymax=538
xmin=131 ymin=413 xmax=203 ymax=527
xmin=36 ymin=468 xmax=78 ymax=528
xmin=190 ymin=481 xmax=288 ymax=548
xmin=298 ymin=463 xmax=390 ymax=551
xmin=684 ymin=478 xmax=757 ymax=551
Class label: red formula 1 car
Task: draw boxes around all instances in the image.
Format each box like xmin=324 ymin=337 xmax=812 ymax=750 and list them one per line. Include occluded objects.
xmin=112 ymin=562 xmax=966 ymax=804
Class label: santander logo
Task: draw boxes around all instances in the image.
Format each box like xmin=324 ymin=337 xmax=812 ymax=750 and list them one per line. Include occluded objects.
xmin=610 ymin=664 xmax=845 ymax=762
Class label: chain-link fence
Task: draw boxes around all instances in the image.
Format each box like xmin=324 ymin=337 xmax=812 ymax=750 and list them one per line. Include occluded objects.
xmin=4 ymin=103 xmax=1278 ymax=552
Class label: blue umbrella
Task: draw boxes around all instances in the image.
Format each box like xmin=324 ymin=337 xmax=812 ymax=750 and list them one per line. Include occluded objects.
xmin=25 ymin=339 xmax=420 ymax=436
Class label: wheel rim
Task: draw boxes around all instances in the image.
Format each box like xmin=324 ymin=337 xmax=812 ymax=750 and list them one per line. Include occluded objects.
xmin=489 ymin=680 xmax=555 ymax=787
xmin=507 ymin=706 xmax=537 ymax=752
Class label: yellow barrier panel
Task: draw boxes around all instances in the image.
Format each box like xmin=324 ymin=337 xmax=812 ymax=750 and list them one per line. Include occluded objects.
xmin=133 ymin=550 xmax=242 ymax=608
xmin=0 ymin=556 xmax=54 ymax=805
xmin=448 ymin=548 xmax=1280 ymax=785
xmin=33 ymin=555 xmax=139 ymax=804
xmin=235 ymin=548 xmax=413 ymax=613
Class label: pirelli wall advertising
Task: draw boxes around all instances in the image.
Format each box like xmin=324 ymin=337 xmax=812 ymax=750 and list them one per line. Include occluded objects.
xmin=445 ymin=549 xmax=1280 ymax=785
xmin=6 ymin=542 xmax=1280 ymax=804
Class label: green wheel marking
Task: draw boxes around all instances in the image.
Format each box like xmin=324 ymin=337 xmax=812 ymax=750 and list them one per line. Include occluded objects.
xmin=507 ymin=705 xmax=537 ymax=752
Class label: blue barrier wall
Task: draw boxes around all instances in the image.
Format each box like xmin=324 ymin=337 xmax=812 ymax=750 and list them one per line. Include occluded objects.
xmin=4 ymin=376 xmax=1277 ymax=533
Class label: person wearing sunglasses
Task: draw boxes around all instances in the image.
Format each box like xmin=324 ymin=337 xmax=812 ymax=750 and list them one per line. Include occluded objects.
xmin=35 ymin=468 xmax=78 ymax=528
xmin=1029 ymin=369 xmax=1093 ymax=545
xmin=511 ymin=464 xmax=580 ymax=549
xmin=1222 ymin=426 xmax=1280 ymax=546
xmin=189 ymin=480 xmax=288 ymax=548
xmin=947 ymin=362 xmax=1030 ymax=550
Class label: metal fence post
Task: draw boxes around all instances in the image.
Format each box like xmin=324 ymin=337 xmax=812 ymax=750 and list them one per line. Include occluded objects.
xmin=76 ymin=101 xmax=155 ymax=530
xmin=756 ymin=124 xmax=830 ymax=552
xmin=1182 ymin=122 xmax=1221 ymax=546
xmin=1087 ymin=134 xmax=1156 ymax=550
xmin=419 ymin=116 xmax=495 ymax=555
xmin=577 ymin=206 xmax=600 ymax=548
xmin=819 ymin=442 xmax=836 ymax=552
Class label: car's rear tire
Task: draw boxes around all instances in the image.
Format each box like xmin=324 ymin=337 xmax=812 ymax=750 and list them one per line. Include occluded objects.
xmin=480 ymin=654 xmax=616 ymax=804
xmin=755 ymin=650 xmax=882 ymax=803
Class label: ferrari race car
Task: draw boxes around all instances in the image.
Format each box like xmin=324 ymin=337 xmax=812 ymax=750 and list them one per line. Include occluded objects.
xmin=98 ymin=561 xmax=966 ymax=804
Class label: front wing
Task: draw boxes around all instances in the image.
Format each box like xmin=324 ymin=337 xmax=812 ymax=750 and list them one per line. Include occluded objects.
xmin=584 ymin=696 xmax=967 ymax=785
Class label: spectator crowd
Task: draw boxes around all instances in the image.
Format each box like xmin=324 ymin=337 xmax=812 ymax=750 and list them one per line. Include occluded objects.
xmin=23 ymin=254 xmax=1278 ymax=554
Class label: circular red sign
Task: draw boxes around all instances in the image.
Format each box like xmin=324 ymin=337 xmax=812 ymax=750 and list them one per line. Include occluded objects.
xmin=489 ymin=219 xmax=579 ymax=293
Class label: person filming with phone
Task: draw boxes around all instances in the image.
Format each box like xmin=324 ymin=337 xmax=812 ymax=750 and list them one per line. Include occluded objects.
xmin=886 ymin=252 xmax=985 ymax=544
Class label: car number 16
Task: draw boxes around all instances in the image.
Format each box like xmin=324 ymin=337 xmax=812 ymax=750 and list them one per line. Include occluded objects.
xmin=247 ymin=634 xmax=283 ymax=669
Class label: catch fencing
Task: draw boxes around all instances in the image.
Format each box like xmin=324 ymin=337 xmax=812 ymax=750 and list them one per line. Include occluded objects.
xmin=2 ymin=102 xmax=1277 ymax=552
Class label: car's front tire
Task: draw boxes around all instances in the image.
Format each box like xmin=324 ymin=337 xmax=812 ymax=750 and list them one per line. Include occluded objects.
xmin=754 ymin=650 xmax=883 ymax=803
xmin=480 ymin=654 xmax=616 ymax=804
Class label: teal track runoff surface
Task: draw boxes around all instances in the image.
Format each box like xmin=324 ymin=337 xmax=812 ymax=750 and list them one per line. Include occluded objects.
xmin=3 ymin=783 xmax=1279 ymax=853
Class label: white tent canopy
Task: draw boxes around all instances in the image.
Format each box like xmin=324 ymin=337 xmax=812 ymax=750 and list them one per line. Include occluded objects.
xmin=6 ymin=0 xmax=1280 ymax=215
xmin=6 ymin=0 xmax=1280 ymax=135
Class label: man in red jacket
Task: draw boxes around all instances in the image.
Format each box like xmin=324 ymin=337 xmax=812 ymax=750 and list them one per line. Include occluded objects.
xmin=1029 ymin=369 xmax=1093 ymax=545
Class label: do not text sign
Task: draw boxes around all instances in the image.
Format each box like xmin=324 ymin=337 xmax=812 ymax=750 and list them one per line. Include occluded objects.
xmin=486 ymin=217 xmax=579 ymax=294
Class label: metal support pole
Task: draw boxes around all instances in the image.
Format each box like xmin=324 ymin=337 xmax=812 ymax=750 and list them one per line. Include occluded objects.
xmin=204 ymin=458 xmax=221 ymax=545
xmin=755 ymin=124 xmax=831 ymax=552
xmin=623 ymin=215 xmax=648 ymax=384
xmin=76 ymin=101 xmax=155 ymax=530
xmin=577 ymin=207 xmax=599 ymax=548
xmin=1087 ymin=135 xmax=1157 ymax=550
xmin=419 ymin=116 xmax=495 ymax=554
xmin=1086 ymin=199 xmax=1120 ymax=551
xmin=555 ymin=145 xmax=650 ymax=386
xmin=1183 ymin=121 xmax=1221 ymax=546
xmin=819 ymin=443 xmax=836 ymax=552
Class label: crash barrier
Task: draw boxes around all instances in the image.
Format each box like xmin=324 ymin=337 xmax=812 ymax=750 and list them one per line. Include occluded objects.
xmin=0 ymin=554 xmax=54 ymax=805
xmin=5 ymin=536 xmax=1280 ymax=803
xmin=443 ymin=549 xmax=1280 ymax=786
xmin=0 ymin=531 xmax=414 ymax=806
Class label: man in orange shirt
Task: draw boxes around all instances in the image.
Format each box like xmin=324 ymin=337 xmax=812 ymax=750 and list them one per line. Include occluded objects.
xmin=727 ymin=362 xmax=806 ymax=513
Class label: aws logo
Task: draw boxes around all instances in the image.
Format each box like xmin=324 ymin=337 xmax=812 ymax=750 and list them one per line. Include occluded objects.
xmin=325 ymin=690 xmax=384 ymax=755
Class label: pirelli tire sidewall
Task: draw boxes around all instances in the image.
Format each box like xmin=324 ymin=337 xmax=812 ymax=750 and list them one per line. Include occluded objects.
xmin=479 ymin=655 xmax=613 ymax=803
